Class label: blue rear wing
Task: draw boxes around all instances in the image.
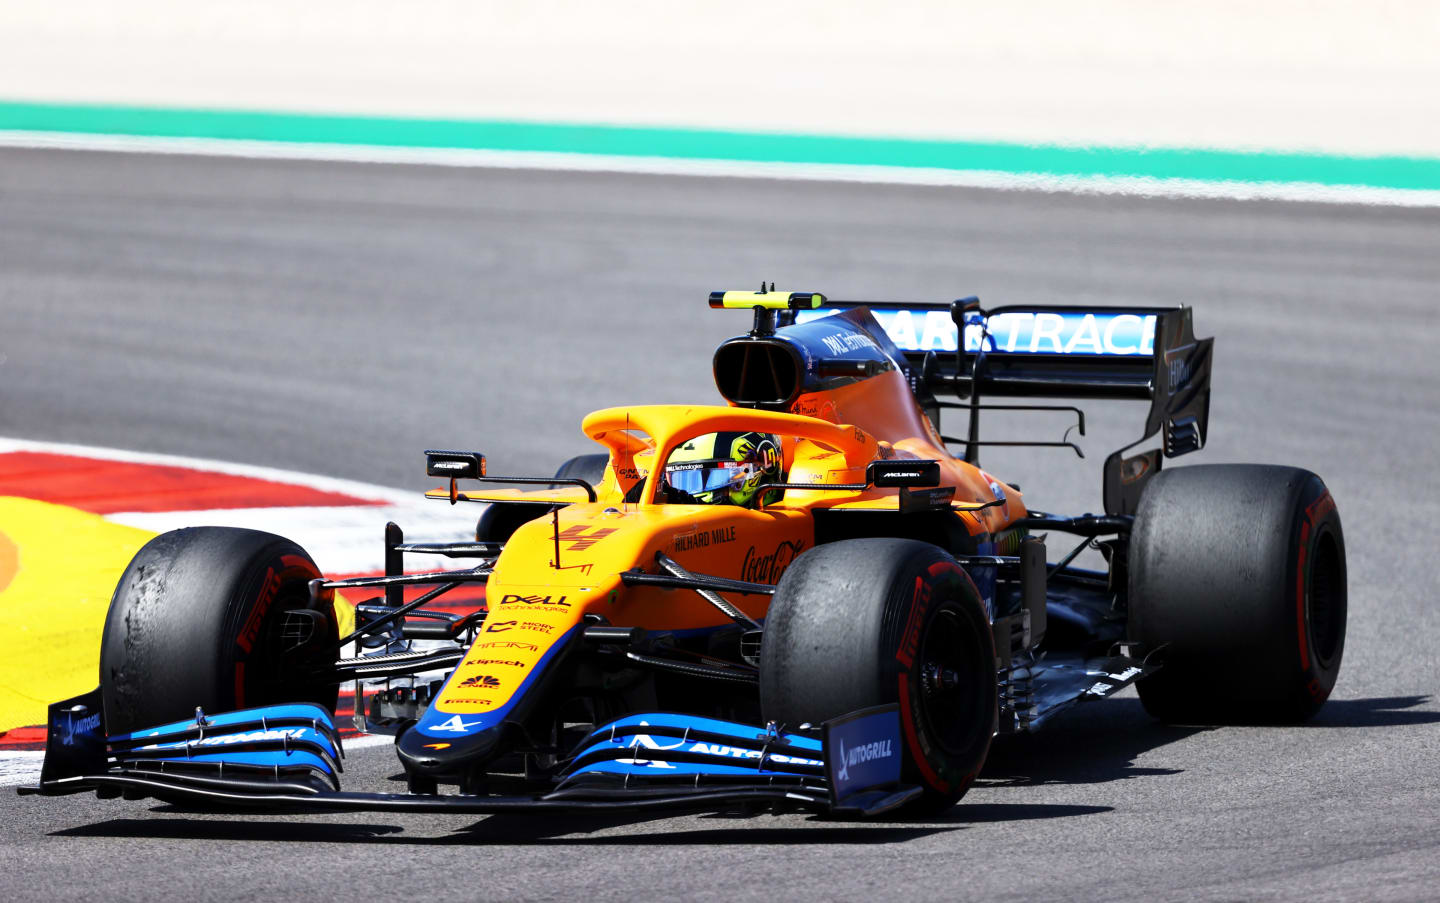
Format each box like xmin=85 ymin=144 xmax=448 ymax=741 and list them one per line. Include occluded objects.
xmin=786 ymin=300 xmax=1214 ymax=514
xmin=794 ymin=304 xmax=1185 ymax=400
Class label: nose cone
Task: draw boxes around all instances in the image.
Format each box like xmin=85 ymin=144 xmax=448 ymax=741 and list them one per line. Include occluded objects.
xmin=395 ymin=618 xmax=586 ymax=783
xmin=395 ymin=717 xmax=504 ymax=777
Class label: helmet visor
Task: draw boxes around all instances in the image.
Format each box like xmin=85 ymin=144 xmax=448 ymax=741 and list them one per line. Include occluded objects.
xmin=665 ymin=460 xmax=755 ymax=496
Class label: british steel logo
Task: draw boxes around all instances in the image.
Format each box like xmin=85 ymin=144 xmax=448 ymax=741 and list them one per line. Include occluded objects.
xmin=485 ymin=619 xmax=556 ymax=634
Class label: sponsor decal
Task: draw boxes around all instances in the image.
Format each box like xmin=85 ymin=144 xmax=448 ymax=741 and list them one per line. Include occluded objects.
xmin=485 ymin=619 xmax=557 ymax=634
xmin=58 ymin=712 xmax=102 ymax=746
xmin=423 ymin=742 xmax=451 ymax=750
xmin=797 ymin=308 xmax=1157 ymax=356
xmin=825 ymin=707 xmax=903 ymax=799
xmin=458 ymin=674 xmax=501 ymax=689
xmin=1164 ymin=345 xmax=1194 ymax=393
xmin=740 ymin=539 xmax=805 ymax=584
xmin=791 ymin=397 xmax=838 ymax=421
xmin=551 ymin=561 xmax=596 ymax=575
xmin=819 ymin=330 xmax=879 ymax=357
xmin=475 ymin=641 xmax=538 ymax=652
xmin=237 ymin=567 xmax=281 ymax=654
xmin=835 ymin=736 xmax=894 ymax=781
xmin=616 ymin=725 xmax=685 ymax=769
xmin=988 ymin=481 xmax=1006 ymax=507
xmin=430 ymin=715 xmax=482 ymax=732
xmin=556 ymin=525 xmax=616 ymax=551
xmin=499 ymin=593 xmax=571 ymax=609
xmin=466 ymin=659 xmax=526 ymax=668
xmin=895 ymin=575 xmax=932 ymax=668
xmin=673 ymin=524 xmax=737 ymax=552
xmin=686 ymin=742 xmax=822 ymax=768
xmin=1306 ymin=490 xmax=1337 ymax=524
xmin=144 ymin=727 xmax=308 ymax=749
xmin=1084 ymin=666 xmax=1143 ymax=696
xmin=445 ymin=698 xmax=496 ymax=705
xmin=612 ymin=727 xmax=824 ymax=771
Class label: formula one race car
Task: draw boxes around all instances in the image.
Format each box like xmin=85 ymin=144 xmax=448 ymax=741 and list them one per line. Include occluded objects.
xmin=23 ymin=288 xmax=1347 ymax=818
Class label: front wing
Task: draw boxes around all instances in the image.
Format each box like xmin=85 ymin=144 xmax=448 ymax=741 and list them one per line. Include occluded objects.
xmin=20 ymin=691 xmax=919 ymax=818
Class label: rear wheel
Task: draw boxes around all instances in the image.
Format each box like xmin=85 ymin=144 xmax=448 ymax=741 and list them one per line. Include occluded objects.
xmin=99 ymin=527 xmax=339 ymax=734
xmin=760 ymin=538 xmax=997 ymax=812
xmin=1129 ymin=464 xmax=1346 ymax=723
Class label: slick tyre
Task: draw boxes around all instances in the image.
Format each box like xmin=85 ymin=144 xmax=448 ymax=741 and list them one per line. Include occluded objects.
xmin=1130 ymin=464 xmax=1346 ymax=724
xmin=760 ymin=539 xmax=997 ymax=812
xmin=99 ymin=527 xmax=339 ymax=734
xmin=550 ymin=453 xmax=609 ymax=489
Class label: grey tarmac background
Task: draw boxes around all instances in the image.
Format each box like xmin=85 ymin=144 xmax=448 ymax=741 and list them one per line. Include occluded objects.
xmin=1 ymin=147 xmax=1438 ymax=901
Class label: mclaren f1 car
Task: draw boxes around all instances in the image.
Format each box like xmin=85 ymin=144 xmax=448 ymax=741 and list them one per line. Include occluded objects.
xmin=23 ymin=288 xmax=1347 ymax=818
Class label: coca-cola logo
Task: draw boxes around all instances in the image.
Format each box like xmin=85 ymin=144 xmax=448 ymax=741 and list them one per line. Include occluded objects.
xmin=740 ymin=539 xmax=805 ymax=584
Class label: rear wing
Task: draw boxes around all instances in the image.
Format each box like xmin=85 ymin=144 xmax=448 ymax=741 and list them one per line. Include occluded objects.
xmin=786 ymin=301 xmax=1213 ymax=514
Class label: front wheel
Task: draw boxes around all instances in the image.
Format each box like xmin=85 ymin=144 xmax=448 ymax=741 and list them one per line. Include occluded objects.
xmin=760 ymin=538 xmax=997 ymax=812
xmin=99 ymin=527 xmax=339 ymax=734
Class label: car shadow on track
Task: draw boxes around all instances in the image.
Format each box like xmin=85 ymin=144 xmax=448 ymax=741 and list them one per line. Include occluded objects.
xmin=50 ymin=799 xmax=1114 ymax=846
xmin=977 ymin=696 xmax=1199 ymax=788
xmin=1304 ymin=695 xmax=1438 ymax=728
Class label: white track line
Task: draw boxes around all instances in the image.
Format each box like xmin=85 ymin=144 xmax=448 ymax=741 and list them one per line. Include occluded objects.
xmin=3 ymin=130 xmax=1439 ymax=208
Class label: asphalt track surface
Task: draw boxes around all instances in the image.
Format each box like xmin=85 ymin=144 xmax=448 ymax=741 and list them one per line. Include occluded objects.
xmin=2 ymin=147 xmax=1439 ymax=901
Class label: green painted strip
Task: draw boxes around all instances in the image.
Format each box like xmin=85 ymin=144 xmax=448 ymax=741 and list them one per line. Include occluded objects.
xmin=3 ymin=99 xmax=1439 ymax=191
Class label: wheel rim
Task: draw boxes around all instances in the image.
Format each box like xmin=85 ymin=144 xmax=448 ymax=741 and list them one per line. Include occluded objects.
xmin=916 ymin=605 xmax=988 ymax=756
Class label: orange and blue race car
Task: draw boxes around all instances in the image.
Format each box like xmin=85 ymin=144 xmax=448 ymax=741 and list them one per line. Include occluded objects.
xmin=22 ymin=288 xmax=1347 ymax=817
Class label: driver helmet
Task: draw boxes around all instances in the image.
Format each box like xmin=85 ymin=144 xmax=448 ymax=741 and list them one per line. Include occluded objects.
xmin=664 ymin=431 xmax=783 ymax=507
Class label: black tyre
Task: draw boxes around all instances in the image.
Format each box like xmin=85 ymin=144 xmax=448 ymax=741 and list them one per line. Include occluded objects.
xmin=1130 ymin=464 xmax=1346 ymax=724
xmin=474 ymin=453 xmax=608 ymax=542
xmin=551 ymin=453 xmax=608 ymax=490
xmin=760 ymin=538 xmax=997 ymax=811
xmin=99 ymin=527 xmax=339 ymax=734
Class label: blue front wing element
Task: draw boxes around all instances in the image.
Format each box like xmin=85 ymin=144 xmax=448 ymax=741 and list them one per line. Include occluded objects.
xmin=563 ymin=712 xmax=825 ymax=785
xmin=27 ymin=689 xmax=918 ymax=816
xmin=108 ymin=701 xmax=344 ymax=791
